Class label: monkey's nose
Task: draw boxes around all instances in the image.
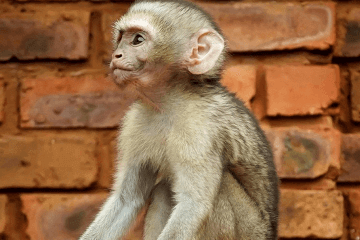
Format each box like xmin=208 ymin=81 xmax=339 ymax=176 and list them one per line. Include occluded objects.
xmin=114 ymin=53 xmax=122 ymax=59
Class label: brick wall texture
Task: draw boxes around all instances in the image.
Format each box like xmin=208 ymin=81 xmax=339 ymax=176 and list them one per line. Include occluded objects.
xmin=0 ymin=0 xmax=359 ymax=239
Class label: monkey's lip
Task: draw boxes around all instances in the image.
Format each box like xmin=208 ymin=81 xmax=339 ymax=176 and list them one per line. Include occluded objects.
xmin=113 ymin=67 xmax=133 ymax=72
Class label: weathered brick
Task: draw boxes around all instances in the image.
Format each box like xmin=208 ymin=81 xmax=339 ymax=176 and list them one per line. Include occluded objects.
xmin=263 ymin=116 xmax=334 ymax=130
xmin=221 ymin=65 xmax=256 ymax=107
xmin=199 ymin=2 xmax=335 ymax=52
xmin=279 ymin=190 xmax=343 ymax=239
xmin=20 ymin=76 xmax=135 ymax=128
xmin=265 ymin=128 xmax=336 ymax=179
xmin=0 ymin=11 xmax=89 ymax=60
xmin=280 ymin=178 xmax=336 ymax=190
xmin=0 ymin=195 xmax=7 ymax=234
xmin=344 ymin=189 xmax=360 ymax=240
xmin=326 ymin=130 xmax=342 ymax=180
xmin=0 ymin=80 xmax=5 ymax=122
xmin=335 ymin=7 xmax=360 ymax=57
xmin=350 ymin=69 xmax=360 ymax=122
xmin=102 ymin=6 xmax=130 ymax=61
xmin=0 ymin=135 xmax=97 ymax=188
xmin=21 ymin=194 xmax=107 ymax=240
xmin=338 ymin=134 xmax=360 ymax=182
xmin=16 ymin=0 xmax=77 ymax=1
xmin=265 ymin=65 xmax=340 ymax=116
xmin=21 ymin=193 xmax=145 ymax=240
xmin=102 ymin=3 xmax=335 ymax=55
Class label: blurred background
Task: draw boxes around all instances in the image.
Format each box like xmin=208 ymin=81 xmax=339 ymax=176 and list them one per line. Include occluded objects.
xmin=0 ymin=0 xmax=359 ymax=239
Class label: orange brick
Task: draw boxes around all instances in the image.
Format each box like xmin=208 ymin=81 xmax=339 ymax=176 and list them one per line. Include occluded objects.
xmin=102 ymin=3 xmax=335 ymax=55
xmin=343 ymin=189 xmax=360 ymax=240
xmin=102 ymin=5 xmax=131 ymax=61
xmin=335 ymin=7 xmax=360 ymax=57
xmin=21 ymin=193 xmax=146 ymax=240
xmin=221 ymin=65 xmax=256 ymax=107
xmin=279 ymin=190 xmax=343 ymax=239
xmin=199 ymin=2 xmax=335 ymax=52
xmin=20 ymin=76 xmax=135 ymax=128
xmin=350 ymin=69 xmax=360 ymax=122
xmin=265 ymin=65 xmax=340 ymax=116
xmin=338 ymin=134 xmax=360 ymax=182
xmin=0 ymin=195 xmax=7 ymax=235
xmin=0 ymin=10 xmax=89 ymax=60
xmin=16 ymin=0 xmax=76 ymax=1
xmin=21 ymin=193 xmax=108 ymax=240
xmin=0 ymin=80 xmax=4 ymax=122
xmin=0 ymin=135 xmax=98 ymax=188
xmin=265 ymin=128 xmax=337 ymax=179
xmin=96 ymin=139 xmax=116 ymax=188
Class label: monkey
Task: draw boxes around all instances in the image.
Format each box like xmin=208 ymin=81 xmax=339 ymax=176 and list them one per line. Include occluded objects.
xmin=80 ymin=0 xmax=279 ymax=239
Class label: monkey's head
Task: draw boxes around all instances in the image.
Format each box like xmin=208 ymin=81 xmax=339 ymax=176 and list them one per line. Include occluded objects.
xmin=110 ymin=0 xmax=226 ymax=88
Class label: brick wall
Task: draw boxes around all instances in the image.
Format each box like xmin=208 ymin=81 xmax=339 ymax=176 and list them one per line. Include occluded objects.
xmin=0 ymin=0 xmax=359 ymax=239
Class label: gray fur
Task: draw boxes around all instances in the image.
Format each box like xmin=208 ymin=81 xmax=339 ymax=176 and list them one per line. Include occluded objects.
xmin=80 ymin=1 xmax=278 ymax=239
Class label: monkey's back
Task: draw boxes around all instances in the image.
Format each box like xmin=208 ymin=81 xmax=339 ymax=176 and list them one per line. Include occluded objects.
xmin=191 ymin=83 xmax=279 ymax=239
xmin=121 ymin=83 xmax=279 ymax=240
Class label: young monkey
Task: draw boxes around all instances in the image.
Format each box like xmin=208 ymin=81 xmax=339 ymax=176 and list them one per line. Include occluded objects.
xmin=80 ymin=0 xmax=279 ymax=239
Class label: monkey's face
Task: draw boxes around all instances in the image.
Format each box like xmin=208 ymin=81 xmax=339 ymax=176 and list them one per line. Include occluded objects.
xmin=110 ymin=17 xmax=169 ymax=88
xmin=111 ymin=9 xmax=225 ymax=89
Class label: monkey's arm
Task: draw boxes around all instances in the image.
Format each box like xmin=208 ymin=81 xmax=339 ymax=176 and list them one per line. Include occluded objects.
xmin=158 ymin=142 xmax=223 ymax=240
xmin=79 ymin=162 xmax=157 ymax=240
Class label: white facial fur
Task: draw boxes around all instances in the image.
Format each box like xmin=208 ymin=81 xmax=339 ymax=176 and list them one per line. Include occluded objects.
xmin=110 ymin=17 xmax=157 ymax=86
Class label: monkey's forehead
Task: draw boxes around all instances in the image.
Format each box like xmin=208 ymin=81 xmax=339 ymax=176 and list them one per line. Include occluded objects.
xmin=129 ymin=1 xmax=188 ymax=16
xmin=122 ymin=1 xmax=211 ymax=29
xmin=115 ymin=13 xmax=157 ymax=33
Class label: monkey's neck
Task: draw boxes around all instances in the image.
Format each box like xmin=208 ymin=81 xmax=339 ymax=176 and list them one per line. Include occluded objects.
xmin=132 ymin=71 xmax=196 ymax=113
xmin=136 ymin=89 xmax=163 ymax=113
xmin=133 ymin=81 xmax=170 ymax=113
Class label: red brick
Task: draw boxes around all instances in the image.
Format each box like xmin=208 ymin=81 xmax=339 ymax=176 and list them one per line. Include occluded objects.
xmin=279 ymin=190 xmax=343 ymax=239
xmin=338 ymin=134 xmax=360 ymax=182
xmin=0 ymin=11 xmax=89 ymax=60
xmin=344 ymin=189 xmax=360 ymax=240
xmin=265 ymin=128 xmax=337 ymax=179
xmin=102 ymin=6 xmax=131 ymax=61
xmin=221 ymin=65 xmax=256 ymax=107
xmin=350 ymin=69 xmax=360 ymax=122
xmin=335 ymin=7 xmax=360 ymax=57
xmin=0 ymin=135 xmax=97 ymax=188
xmin=0 ymin=195 xmax=7 ymax=234
xmin=0 ymin=80 xmax=5 ymax=122
xmin=21 ymin=193 xmax=145 ymax=240
xmin=20 ymin=76 xmax=135 ymax=128
xmin=199 ymin=2 xmax=335 ymax=52
xmin=265 ymin=65 xmax=340 ymax=116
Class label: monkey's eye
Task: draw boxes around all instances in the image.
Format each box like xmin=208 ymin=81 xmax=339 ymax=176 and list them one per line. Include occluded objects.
xmin=131 ymin=34 xmax=145 ymax=46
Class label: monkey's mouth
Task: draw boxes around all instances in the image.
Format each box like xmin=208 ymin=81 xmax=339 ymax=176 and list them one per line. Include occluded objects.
xmin=111 ymin=68 xmax=134 ymax=81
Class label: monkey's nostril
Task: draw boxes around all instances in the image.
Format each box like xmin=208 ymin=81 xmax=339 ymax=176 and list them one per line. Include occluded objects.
xmin=115 ymin=54 xmax=122 ymax=59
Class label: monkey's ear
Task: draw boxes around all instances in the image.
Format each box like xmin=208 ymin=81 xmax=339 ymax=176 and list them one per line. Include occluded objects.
xmin=187 ymin=29 xmax=224 ymax=75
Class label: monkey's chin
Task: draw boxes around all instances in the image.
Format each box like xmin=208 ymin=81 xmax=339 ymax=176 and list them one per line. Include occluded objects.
xmin=113 ymin=69 xmax=132 ymax=81
xmin=111 ymin=69 xmax=138 ymax=89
